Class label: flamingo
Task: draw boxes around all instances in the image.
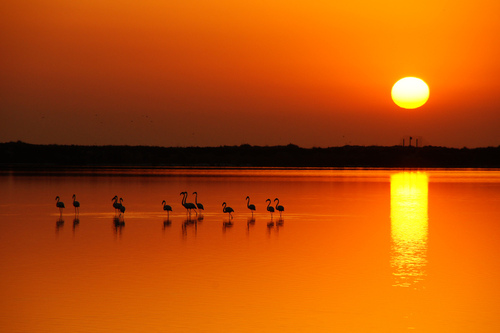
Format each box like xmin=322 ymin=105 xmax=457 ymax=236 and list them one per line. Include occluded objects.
xmin=72 ymin=194 xmax=80 ymax=215
xmin=55 ymin=196 xmax=65 ymax=216
xmin=246 ymin=196 xmax=256 ymax=217
xmin=222 ymin=202 xmax=234 ymax=219
xmin=119 ymin=198 xmax=125 ymax=216
xmin=112 ymin=195 xmax=122 ymax=214
xmin=193 ymin=192 xmax=204 ymax=211
xmin=162 ymin=200 xmax=172 ymax=218
xmin=180 ymin=192 xmax=197 ymax=216
xmin=266 ymin=198 xmax=274 ymax=219
xmin=274 ymin=198 xmax=284 ymax=218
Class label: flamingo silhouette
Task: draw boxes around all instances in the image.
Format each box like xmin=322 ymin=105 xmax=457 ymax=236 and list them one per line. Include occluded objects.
xmin=222 ymin=202 xmax=234 ymax=219
xmin=180 ymin=192 xmax=197 ymax=216
xmin=274 ymin=198 xmax=284 ymax=218
xmin=193 ymin=192 xmax=204 ymax=210
xmin=162 ymin=200 xmax=172 ymax=218
xmin=55 ymin=196 xmax=65 ymax=216
xmin=266 ymin=198 xmax=274 ymax=219
xmin=72 ymin=194 xmax=80 ymax=215
xmin=246 ymin=196 xmax=256 ymax=217
xmin=112 ymin=195 xmax=122 ymax=214
xmin=119 ymin=198 xmax=125 ymax=216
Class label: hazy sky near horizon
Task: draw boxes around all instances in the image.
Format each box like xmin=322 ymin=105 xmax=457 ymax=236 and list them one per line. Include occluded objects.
xmin=1 ymin=1 xmax=500 ymax=148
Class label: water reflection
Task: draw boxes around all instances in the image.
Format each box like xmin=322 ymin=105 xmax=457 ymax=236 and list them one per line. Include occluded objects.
xmin=56 ymin=217 xmax=64 ymax=233
xmin=222 ymin=220 xmax=233 ymax=231
xmin=182 ymin=218 xmax=197 ymax=237
xmin=246 ymin=217 xmax=255 ymax=234
xmin=163 ymin=218 xmax=172 ymax=228
xmin=3 ymin=169 xmax=500 ymax=332
xmin=390 ymin=171 xmax=428 ymax=289
xmin=73 ymin=217 xmax=80 ymax=233
xmin=113 ymin=216 xmax=125 ymax=235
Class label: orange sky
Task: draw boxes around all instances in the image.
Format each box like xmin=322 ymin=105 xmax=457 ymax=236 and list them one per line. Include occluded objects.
xmin=1 ymin=1 xmax=499 ymax=147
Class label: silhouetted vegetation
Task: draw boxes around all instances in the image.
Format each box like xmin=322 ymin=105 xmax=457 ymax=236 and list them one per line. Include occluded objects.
xmin=1 ymin=141 xmax=500 ymax=168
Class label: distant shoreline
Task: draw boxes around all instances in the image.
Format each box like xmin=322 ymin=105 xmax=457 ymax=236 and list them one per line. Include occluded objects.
xmin=1 ymin=141 xmax=500 ymax=168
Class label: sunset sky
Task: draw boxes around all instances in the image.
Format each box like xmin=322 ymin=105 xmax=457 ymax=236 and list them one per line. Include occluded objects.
xmin=1 ymin=1 xmax=499 ymax=148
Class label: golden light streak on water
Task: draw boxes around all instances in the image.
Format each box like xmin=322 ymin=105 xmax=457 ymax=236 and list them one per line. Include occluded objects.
xmin=390 ymin=172 xmax=428 ymax=289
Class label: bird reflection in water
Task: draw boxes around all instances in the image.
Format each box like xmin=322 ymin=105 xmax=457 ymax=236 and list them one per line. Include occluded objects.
xmin=73 ymin=217 xmax=80 ymax=233
xmin=163 ymin=218 xmax=172 ymax=229
xmin=247 ymin=216 xmax=256 ymax=227
xmin=56 ymin=217 xmax=64 ymax=233
xmin=182 ymin=218 xmax=197 ymax=237
xmin=113 ymin=216 xmax=125 ymax=235
xmin=222 ymin=220 xmax=233 ymax=232
xmin=390 ymin=172 xmax=429 ymax=289
xmin=246 ymin=217 xmax=256 ymax=234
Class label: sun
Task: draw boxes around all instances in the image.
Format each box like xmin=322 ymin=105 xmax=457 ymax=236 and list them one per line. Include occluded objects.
xmin=391 ymin=77 xmax=429 ymax=109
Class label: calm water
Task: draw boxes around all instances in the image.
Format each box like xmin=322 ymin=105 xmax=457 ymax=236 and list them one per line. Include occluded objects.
xmin=1 ymin=168 xmax=500 ymax=332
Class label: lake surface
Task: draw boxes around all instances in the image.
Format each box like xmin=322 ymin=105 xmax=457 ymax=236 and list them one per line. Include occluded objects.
xmin=1 ymin=168 xmax=500 ymax=332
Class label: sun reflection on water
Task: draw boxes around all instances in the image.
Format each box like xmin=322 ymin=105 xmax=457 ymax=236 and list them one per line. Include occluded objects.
xmin=390 ymin=172 xmax=428 ymax=289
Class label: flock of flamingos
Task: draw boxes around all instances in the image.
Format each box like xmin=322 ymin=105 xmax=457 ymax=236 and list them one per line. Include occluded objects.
xmin=55 ymin=192 xmax=285 ymax=226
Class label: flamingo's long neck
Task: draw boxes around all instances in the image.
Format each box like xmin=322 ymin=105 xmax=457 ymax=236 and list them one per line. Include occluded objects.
xmin=247 ymin=197 xmax=250 ymax=207
xmin=194 ymin=193 xmax=198 ymax=205
xmin=275 ymin=199 xmax=279 ymax=209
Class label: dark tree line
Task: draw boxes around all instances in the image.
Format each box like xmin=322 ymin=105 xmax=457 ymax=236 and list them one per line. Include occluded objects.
xmin=1 ymin=141 xmax=500 ymax=168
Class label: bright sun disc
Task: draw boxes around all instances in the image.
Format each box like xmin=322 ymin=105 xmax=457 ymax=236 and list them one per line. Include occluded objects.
xmin=391 ymin=77 xmax=429 ymax=109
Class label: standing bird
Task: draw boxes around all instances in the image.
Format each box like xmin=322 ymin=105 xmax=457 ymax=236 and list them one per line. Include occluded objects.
xmin=112 ymin=195 xmax=122 ymax=214
xmin=222 ymin=202 xmax=234 ymax=219
xmin=162 ymin=200 xmax=172 ymax=218
xmin=180 ymin=192 xmax=197 ymax=216
xmin=266 ymin=198 xmax=275 ymax=219
xmin=246 ymin=196 xmax=256 ymax=217
xmin=193 ymin=192 xmax=204 ymax=212
xmin=55 ymin=196 xmax=65 ymax=216
xmin=119 ymin=198 xmax=126 ymax=216
xmin=72 ymin=194 xmax=80 ymax=215
xmin=274 ymin=198 xmax=284 ymax=218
